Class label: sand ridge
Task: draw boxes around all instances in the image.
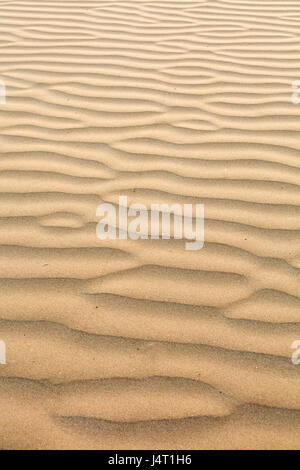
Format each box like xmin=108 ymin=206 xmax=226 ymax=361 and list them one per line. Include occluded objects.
xmin=0 ymin=0 xmax=300 ymax=449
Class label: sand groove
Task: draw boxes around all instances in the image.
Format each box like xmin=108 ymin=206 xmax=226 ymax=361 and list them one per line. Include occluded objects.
xmin=0 ymin=0 xmax=300 ymax=450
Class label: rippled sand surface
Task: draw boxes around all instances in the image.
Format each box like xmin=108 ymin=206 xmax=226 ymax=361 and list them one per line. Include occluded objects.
xmin=0 ymin=0 xmax=300 ymax=450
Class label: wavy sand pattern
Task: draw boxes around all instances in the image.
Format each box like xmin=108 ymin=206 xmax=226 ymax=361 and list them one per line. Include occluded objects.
xmin=0 ymin=0 xmax=300 ymax=450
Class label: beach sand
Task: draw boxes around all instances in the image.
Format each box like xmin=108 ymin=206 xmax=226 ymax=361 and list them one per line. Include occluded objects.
xmin=0 ymin=0 xmax=300 ymax=449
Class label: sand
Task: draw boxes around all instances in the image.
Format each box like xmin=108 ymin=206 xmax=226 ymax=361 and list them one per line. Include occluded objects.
xmin=0 ymin=0 xmax=300 ymax=450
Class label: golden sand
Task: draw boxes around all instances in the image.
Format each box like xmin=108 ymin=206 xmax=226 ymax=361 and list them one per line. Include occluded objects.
xmin=0 ymin=0 xmax=300 ymax=449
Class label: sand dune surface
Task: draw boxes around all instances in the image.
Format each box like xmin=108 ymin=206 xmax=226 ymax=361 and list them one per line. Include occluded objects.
xmin=0 ymin=0 xmax=300 ymax=449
